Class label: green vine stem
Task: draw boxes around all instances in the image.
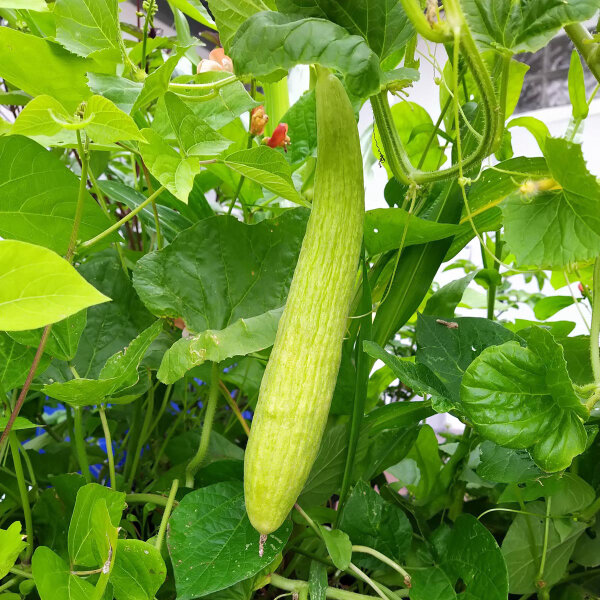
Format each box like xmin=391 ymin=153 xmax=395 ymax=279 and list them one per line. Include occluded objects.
xmin=79 ymin=185 xmax=166 ymax=250
xmin=168 ymin=75 xmax=236 ymax=91
xmin=140 ymin=0 xmax=156 ymax=72
xmin=487 ymin=230 xmax=503 ymax=320
xmin=536 ymin=498 xmax=552 ymax=590
xmin=74 ymin=406 xmax=91 ymax=484
xmin=270 ymin=574 xmax=409 ymax=600
xmin=154 ymin=478 xmax=179 ymax=552
xmin=398 ymin=0 xmax=451 ymax=43
xmin=185 ymin=362 xmax=220 ymax=487
xmin=263 ymin=78 xmax=290 ymax=136
xmin=591 ymin=257 xmax=600 ymax=384
xmin=9 ymin=433 xmax=34 ymax=562
xmin=564 ymin=23 xmax=600 ymax=83
xmin=351 ymin=546 xmax=411 ymax=586
xmin=98 ymin=405 xmax=116 ymax=490
xmin=125 ymin=492 xmax=177 ymax=507
xmin=0 ymin=577 xmax=18 ymax=593
xmin=373 ymin=0 xmax=501 ymax=185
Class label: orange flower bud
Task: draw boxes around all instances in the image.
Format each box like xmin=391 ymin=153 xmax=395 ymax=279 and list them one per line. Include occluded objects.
xmin=265 ymin=123 xmax=290 ymax=152
xmin=250 ymin=105 xmax=269 ymax=136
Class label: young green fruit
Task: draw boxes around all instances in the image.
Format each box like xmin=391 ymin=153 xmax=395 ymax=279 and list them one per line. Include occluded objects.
xmin=244 ymin=68 xmax=365 ymax=535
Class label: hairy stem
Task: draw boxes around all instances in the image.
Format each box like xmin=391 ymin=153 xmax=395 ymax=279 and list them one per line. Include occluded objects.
xmin=99 ymin=405 xmax=116 ymax=490
xmin=155 ymin=478 xmax=179 ymax=552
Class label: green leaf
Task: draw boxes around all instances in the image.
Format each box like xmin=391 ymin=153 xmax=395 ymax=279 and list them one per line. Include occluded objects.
xmin=441 ymin=514 xmax=508 ymax=600
xmin=10 ymin=95 xmax=75 ymax=142
xmin=416 ymin=314 xmax=517 ymax=401
xmin=362 ymin=402 xmax=434 ymax=435
xmin=476 ymin=441 xmax=543 ymax=483
xmin=424 ymin=273 xmax=477 ymax=319
xmin=82 ymin=95 xmax=144 ymax=144
xmin=502 ymin=138 xmax=600 ymax=268
xmin=568 ymin=49 xmax=589 ymax=119
xmin=167 ymin=481 xmax=292 ymax=599
xmin=338 ymin=481 xmax=411 ymax=568
xmin=138 ymin=129 xmax=200 ymax=203
xmin=0 ymin=0 xmax=48 ymax=9
xmin=572 ymin=519 xmax=600 ymax=567
xmin=410 ymin=567 xmax=456 ymax=600
xmin=561 ymin=335 xmax=594 ymax=386
xmin=87 ymin=73 xmax=143 ymax=113
xmin=99 ymin=180 xmax=193 ymax=244
xmin=364 ymin=208 xmax=460 ymax=255
xmin=32 ymin=546 xmax=95 ymax=600
xmin=308 ymin=561 xmax=328 ymax=600
xmin=373 ymin=101 xmax=446 ymax=174
xmin=461 ymin=326 xmax=588 ymax=471
xmin=275 ymin=0 xmax=414 ymax=61
xmin=0 ymin=417 xmax=39 ymax=432
xmin=110 ymin=539 xmax=167 ymax=600
xmin=164 ymin=92 xmax=232 ymax=157
xmin=131 ymin=52 xmax=184 ymax=114
xmin=0 ymin=522 xmax=26 ymax=579
xmin=72 ymin=250 xmax=155 ymax=379
xmin=54 ymin=0 xmax=122 ymax=60
xmin=0 ymin=240 xmax=109 ymax=331
xmin=507 ymin=116 xmax=550 ymax=152
xmin=90 ymin=498 xmax=118 ymax=589
xmin=168 ymin=0 xmax=215 ymax=29
xmin=43 ymin=320 xmax=163 ymax=406
xmin=280 ymin=90 xmax=317 ymax=165
xmin=222 ymin=146 xmax=304 ymax=206
xmin=318 ymin=526 xmax=352 ymax=571
xmin=133 ymin=210 xmax=307 ymax=333
xmin=387 ymin=425 xmax=442 ymax=503
xmin=206 ymin=0 xmax=269 ymax=53
xmin=533 ymin=295 xmax=576 ymax=320
xmin=68 ymin=483 xmax=126 ymax=567
xmin=158 ymin=307 xmax=282 ymax=384
xmin=363 ymin=341 xmax=449 ymax=404
xmin=0 ymin=333 xmax=51 ymax=391
xmin=462 ymin=0 xmax=599 ymax=53
xmin=0 ymin=28 xmax=93 ymax=112
xmin=230 ymin=12 xmax=381 ymax=98
xmin=501 ymin=502 xmax=587 ymax=594
xmin=0 ymin=135 xmax=113 ymax=254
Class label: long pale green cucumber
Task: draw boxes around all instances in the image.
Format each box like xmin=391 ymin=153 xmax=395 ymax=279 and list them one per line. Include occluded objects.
xmin=244 ymin=68 xmax=365 ymax=535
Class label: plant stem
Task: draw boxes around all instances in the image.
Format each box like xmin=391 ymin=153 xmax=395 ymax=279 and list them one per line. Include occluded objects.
xmin=218 ymin=381 xmax=250 ymax=436
xmin=66 ymin=129 xmax=88 ymax=262
xmin=487 ymin=230 xmax=503 ymax=320
xmin=140 ymin=0 xmax=153 ymax=72
xmin=154 ymin=478 xmax=179 ymax=552
xmin=0 ymin=577 xmax=18 ymax=593
xmin=185 ymin=362 xmax=220 ymax=487
xmin=351 ymin=546 xmax=411 ymax=584
xmin=168 ymin=75 xmax=236 ymax=91
xmin=536 ymin=498 xmax=551 ymax=586
xmin=591 ymin=257 xmax=600 ymax=384
xmin=73 ymin=407 xmax=91 ymax=483
xmin=125 ymin=492 xmax=176 ymax=507
xmin=9 ymin=567 xmax=33 ymax=579
xmin=263 ymin=78 xmax=290 ymax=136
xmin=98 ymin=405 xmax=116 ymax=490
xmin=397 ymin=0 xmax=451 ymax=43
xmin=127 ymin=374 xmax=155 ymax=491
xmin=565 ymin=23 xmax=600 ymax=83
xmin=79 ymin=186 xmax=165 ymax=250
xmin=140 ymin=161 xmax=163 ymax=249
xmin=270 ymin=574 xmax=409 ymax=600
xmin=0 ymin=324 xmax=51 ymax=451
xmin=9 ymin=433 xmax=34 ymax=562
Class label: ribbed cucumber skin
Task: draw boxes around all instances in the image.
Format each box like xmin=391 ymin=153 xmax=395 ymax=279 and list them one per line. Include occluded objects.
xmin=244 ymin=70 xmax=365 ymax=535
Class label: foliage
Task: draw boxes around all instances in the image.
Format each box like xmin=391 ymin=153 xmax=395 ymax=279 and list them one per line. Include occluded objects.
xmin=0 ymin=1 xmax=599 ymax=600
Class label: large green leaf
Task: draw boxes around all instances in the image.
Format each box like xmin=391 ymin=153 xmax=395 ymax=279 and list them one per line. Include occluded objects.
xmin=206 ymin=0 xmax=270 ymax=53
xmin=0 ymin=240 xmax=109 ymax=331
xmin=158 ymin=307 xmax=282 ymax=384
xmin=138 ymin=128 xmax=200 ymax=203
xmin=461 ymin=326 xmax=588 ymax=471
xmin=364 ymin=208 xmax=460 ymax=255
xmin=43 ymin=320 xmax=163 ymax=406
xmin=32 ymin=546 xmax=95 ymax=600
xmin=230 ymin=12 xmax=381 ymax=97
xmin=440 ymin=514 xmax=508 ymax=600
xmin=416 ymin=315 xmax=517 ymax=401
xmin=280 ymin=89 xmax=317 ymax=165
xmin=131 ymin=52 xmax=184 ymax=113
xmin=502 ymin=137 xmax=600 ymax=268
xmin=87 ymin=73 xmax=143 ymax=114
xmin=463 ymin=0 xmax=600 ymax=53
xmin=501 ymin=501 xmax=587 ymax=594
xmin=222 ymin=146 xmax=304 ymax=206
xmin=68 ymin=483 xmax=126 ymax=567
xmin=167 ymin=481 xmax=292 ymax=599
xmin=164 ymin=92 xmax=232 ymax=157
xmin=410 ymin=567 xmax=456 ymax=600
xmin=0 ymin=136 xmax=113 ymax=254
xmin=0 ymin=333 xmax=51 ymax=391
xmin=169 ymin=0 xmax=215 ymax=29
xmin=476 ymin=441 xmax=543 ymax=483
xmin=338 ymin=480 xmax=412 ymax=568
xmin=54 ymin=0 xmax=122 ymax=60
xmin=134 ymin=210 xmax=307 ymax=333
xmin=276 ymin=0 xmax=414 ymax=61
xmin=110 ymin=539 xmax=167 ymax=600
xmin=0 ymin=28 xmax=93 ymax=112
xmin=0 ymin=522 xmax=26 ymax=580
